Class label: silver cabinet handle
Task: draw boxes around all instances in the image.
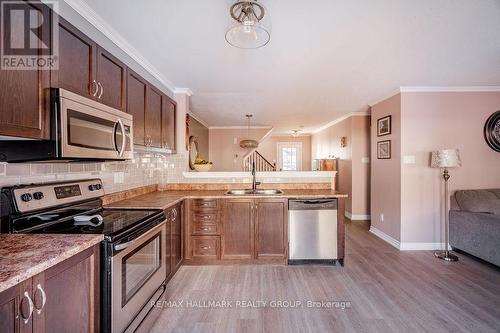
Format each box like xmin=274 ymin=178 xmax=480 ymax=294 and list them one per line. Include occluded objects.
xmin=172 ymin=208 xmax=177 ymax=220
xmin=97 ymin=82 xmax=103 ymax=99
xmin=20 ymin=291 xmax=34 ymax=324
xmin=201 ymin=246 xmax=211 ymax=250
xmin=91 ymin=80 xmax=98 ymax=96
xmin=201 ymin=227 xmax=209 ymax=231
xmin=34 ymin=284 xmax=46 ymax=314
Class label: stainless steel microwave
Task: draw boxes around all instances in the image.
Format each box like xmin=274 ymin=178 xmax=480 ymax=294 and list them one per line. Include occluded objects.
xmin=0 ymin=88 xmax=133 ymax=162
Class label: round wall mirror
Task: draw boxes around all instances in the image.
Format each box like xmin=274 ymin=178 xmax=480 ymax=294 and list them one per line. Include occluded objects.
xmin=188 ymin=136 xmax=200 ymax=170
xmin=484 ymin=110 xmax=500 ymax=153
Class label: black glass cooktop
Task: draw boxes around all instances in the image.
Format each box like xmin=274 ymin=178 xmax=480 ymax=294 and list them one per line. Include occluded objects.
xmin=12 ymin=208 xmax=162 ymax=241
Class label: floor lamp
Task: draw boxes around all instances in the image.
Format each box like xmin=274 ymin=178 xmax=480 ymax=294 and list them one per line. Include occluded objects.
xmin=430 ymin=149 xmax=462 ymax=261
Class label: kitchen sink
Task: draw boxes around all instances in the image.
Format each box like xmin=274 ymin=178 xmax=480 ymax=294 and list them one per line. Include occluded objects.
xmin=225 ymin=189 xmax=284 ymax=196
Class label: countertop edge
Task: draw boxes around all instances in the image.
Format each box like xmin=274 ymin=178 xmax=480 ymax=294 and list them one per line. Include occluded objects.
xmin=105 ymin=192 xmax=348 ymax=211
xmin=0 ymin=235 xmax=103 ymax=293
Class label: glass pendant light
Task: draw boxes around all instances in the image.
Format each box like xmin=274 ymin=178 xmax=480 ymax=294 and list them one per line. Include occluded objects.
xmin=225 ymin=1 xmax=270 ymax=49
xmin=239 ymin=115 xmax=259 ymax=148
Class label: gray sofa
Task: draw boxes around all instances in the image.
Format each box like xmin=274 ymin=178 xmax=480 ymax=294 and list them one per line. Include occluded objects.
xmin=449 ymin=189 xmax=500 ymax=267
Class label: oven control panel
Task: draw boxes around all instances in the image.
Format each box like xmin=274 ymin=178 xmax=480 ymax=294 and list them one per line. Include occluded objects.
xmin=12 ymin=179 xmax=105 ymax=213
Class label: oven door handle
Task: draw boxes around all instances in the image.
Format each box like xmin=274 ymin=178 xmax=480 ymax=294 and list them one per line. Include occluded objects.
xmin=114 ymin=239 xmax=136 ymax=251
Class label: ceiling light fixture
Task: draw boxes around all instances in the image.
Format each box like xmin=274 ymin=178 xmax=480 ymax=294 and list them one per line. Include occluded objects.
xmin=225 ymin=0 xmax=270 ymax=49
xmin=291 ymin=130 xmax=300 ymax=137
xmin=240 ymin=115 xmax=259 ymax=148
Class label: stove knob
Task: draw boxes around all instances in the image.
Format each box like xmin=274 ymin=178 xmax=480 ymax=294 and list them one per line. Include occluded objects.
xmin=21 ymin=193 xmax=33 ymax=202
xmin=95 ymin=184 xmax=102 ymax=190
xmin=33 ymin=192 xmax=44 ymax=200
xmin=88 ymin=184 xmax=96 ymax=191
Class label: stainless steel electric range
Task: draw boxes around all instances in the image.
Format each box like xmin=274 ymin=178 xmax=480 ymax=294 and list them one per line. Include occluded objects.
xmin=0 ymin=179 xmax=167 ymax=333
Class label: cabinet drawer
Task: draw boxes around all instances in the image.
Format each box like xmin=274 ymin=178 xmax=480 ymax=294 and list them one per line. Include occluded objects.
xmin=192 ymin=199 xmax=218 ymax=210
xmin=192 ymin=236 xmax=220 ymax=258
xmin=192 ymin=212 xmax=218 ymax=224
xmin=192 ymin=223 xmax=218 ymax=235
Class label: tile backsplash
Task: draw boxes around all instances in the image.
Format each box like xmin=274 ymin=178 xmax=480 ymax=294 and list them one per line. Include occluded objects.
xmin=0 ymin=151 xmax=189 ymax=193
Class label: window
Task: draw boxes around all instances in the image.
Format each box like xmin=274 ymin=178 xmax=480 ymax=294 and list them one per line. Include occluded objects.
xmin=277 ymin=142 xmax=302 ymax=171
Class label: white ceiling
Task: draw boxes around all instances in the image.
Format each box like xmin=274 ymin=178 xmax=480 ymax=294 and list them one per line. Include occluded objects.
xmin=80 ymin=0 xmax=500 ymax=133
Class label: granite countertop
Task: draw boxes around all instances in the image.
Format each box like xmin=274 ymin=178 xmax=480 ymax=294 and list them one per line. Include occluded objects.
xmin=105 ymin=189 xmax=347 ymax=210
xmin=0 ymin=234 xmax=103 ymax=293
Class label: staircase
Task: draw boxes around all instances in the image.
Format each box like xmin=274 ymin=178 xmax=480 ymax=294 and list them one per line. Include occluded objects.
xmin=243 ymin=151 xmax=276 ymax=172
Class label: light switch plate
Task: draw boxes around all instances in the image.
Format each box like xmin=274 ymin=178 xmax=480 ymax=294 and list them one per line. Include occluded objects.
xmin=403 ymin=155 xmax=416 ymax=164
xmin=361 ymin=157 xmax=370 ymax=164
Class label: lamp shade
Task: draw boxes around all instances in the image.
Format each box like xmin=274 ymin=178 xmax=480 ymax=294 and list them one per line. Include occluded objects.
xmin=430 ymin=149 xmax=462 ymax=168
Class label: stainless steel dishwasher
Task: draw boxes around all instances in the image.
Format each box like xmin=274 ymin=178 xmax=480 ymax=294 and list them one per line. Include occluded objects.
xmin=288 ymin=199 xmax=340 ymax=265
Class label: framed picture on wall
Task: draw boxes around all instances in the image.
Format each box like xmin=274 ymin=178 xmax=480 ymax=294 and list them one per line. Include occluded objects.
xmin=377 ymin=140 xmax=391 ymax=159
xmin=377 ymin=115 xmax=392 ymax=136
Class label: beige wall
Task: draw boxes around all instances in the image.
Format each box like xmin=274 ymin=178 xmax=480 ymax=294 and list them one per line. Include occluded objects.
xmin=311 ymin=115 xmax=371 ymax=216
xmin=371 ymin=95 xmax=402 ymax=241
xmin=351 ymin=116 xmax=371 ymax=217
xmin=189 ymin=116 xmax=209 ymax=159
xmin=371 ymin=91 xmax=500 ymax=245
xmin=208 ymin=128 xmax=271 ymax=171
xmin=257 ymin=135 xmax=312 ymax=171
xmin=400 ymin=92 xmax=500 ymax=243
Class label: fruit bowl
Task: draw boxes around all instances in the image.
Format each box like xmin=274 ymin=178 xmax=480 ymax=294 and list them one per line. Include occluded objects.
xmin=193 ymin=164 xmax=213 ymax=172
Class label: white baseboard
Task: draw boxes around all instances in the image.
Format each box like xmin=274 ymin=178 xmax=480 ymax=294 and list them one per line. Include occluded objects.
xmin=345 ymin=211 xmax=371 ymax=221
xmin=369 ymin=226 xmax=401 ymax=249
xmin=399 ymin=242 xmax=449 ymax=251
xmin=369 ymin=226 xmax=450 ymax=251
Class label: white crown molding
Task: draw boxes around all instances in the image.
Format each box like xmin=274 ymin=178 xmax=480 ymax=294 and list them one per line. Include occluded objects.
xmin=312 ymin=111 xmax=371 ymax=134
xmin=188 ymin=112 xmax=209 ymax=128
xmin=62 ymin=0 xmax=177 ymax=94
xmin=368 ymin=91 xmax=400 ymax=107
xmin=400 ymin=86 xmax=500 ymax=92
xmin=270 ymin=133 xmax=311 ymax=137
xmin=209 ymin=126 xmax=273 ymax=130
xmin=175 ymin=88 xmax=193 ymax=96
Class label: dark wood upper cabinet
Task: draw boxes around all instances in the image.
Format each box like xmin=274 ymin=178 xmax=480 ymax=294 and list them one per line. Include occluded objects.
xmin=146 ymin=86 xmax=163 ymax=148
xmin=52 ymin=17 xmax=96 ymax=99
xmin=96 ymin=47 xmax=126 ymax=111
xmin=126 ymin=70 xmax=147 ymax=146
xmin=161 ymin=95 xmax=176 ymax=151
xmin=255 ymin=199 xmax=287 ymax=259
xmin=222 ymin=200 xmax=254 ymax=259
xmin=0 ymin=1 xmax=50 ymax=139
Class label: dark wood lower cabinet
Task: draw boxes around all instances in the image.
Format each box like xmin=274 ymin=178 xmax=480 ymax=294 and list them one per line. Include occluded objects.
xmin=255 ymin=199 xmax=288 ymax=259
xmin=0 ymin=245 xmax=99 ymax=333
xmin=221 ymin=200 xmax=254 ymax=259
xmin=186 ymin=198 xmax=288 ymax=262
xmin=165 ymin=202 xmax=183 ymax=279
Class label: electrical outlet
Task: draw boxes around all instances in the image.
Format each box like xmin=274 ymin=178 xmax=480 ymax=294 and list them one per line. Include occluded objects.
xmin=380 ymin=213 xmax=384 ymax=222
xmin=113 ymin=172 xmax=124 ymax=184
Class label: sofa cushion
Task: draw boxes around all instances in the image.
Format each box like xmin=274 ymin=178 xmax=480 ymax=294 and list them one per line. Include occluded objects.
xmin=455 ymin=190 xmax=500 ymax=215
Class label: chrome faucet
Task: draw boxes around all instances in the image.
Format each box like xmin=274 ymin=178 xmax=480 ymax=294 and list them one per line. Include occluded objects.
xmin=252 ymin=162 xmax=261 ymax=191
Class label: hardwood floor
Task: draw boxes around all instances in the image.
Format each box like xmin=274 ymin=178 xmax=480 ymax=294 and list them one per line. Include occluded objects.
xmin=151 ymin=220 xmax=500 ymax=333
